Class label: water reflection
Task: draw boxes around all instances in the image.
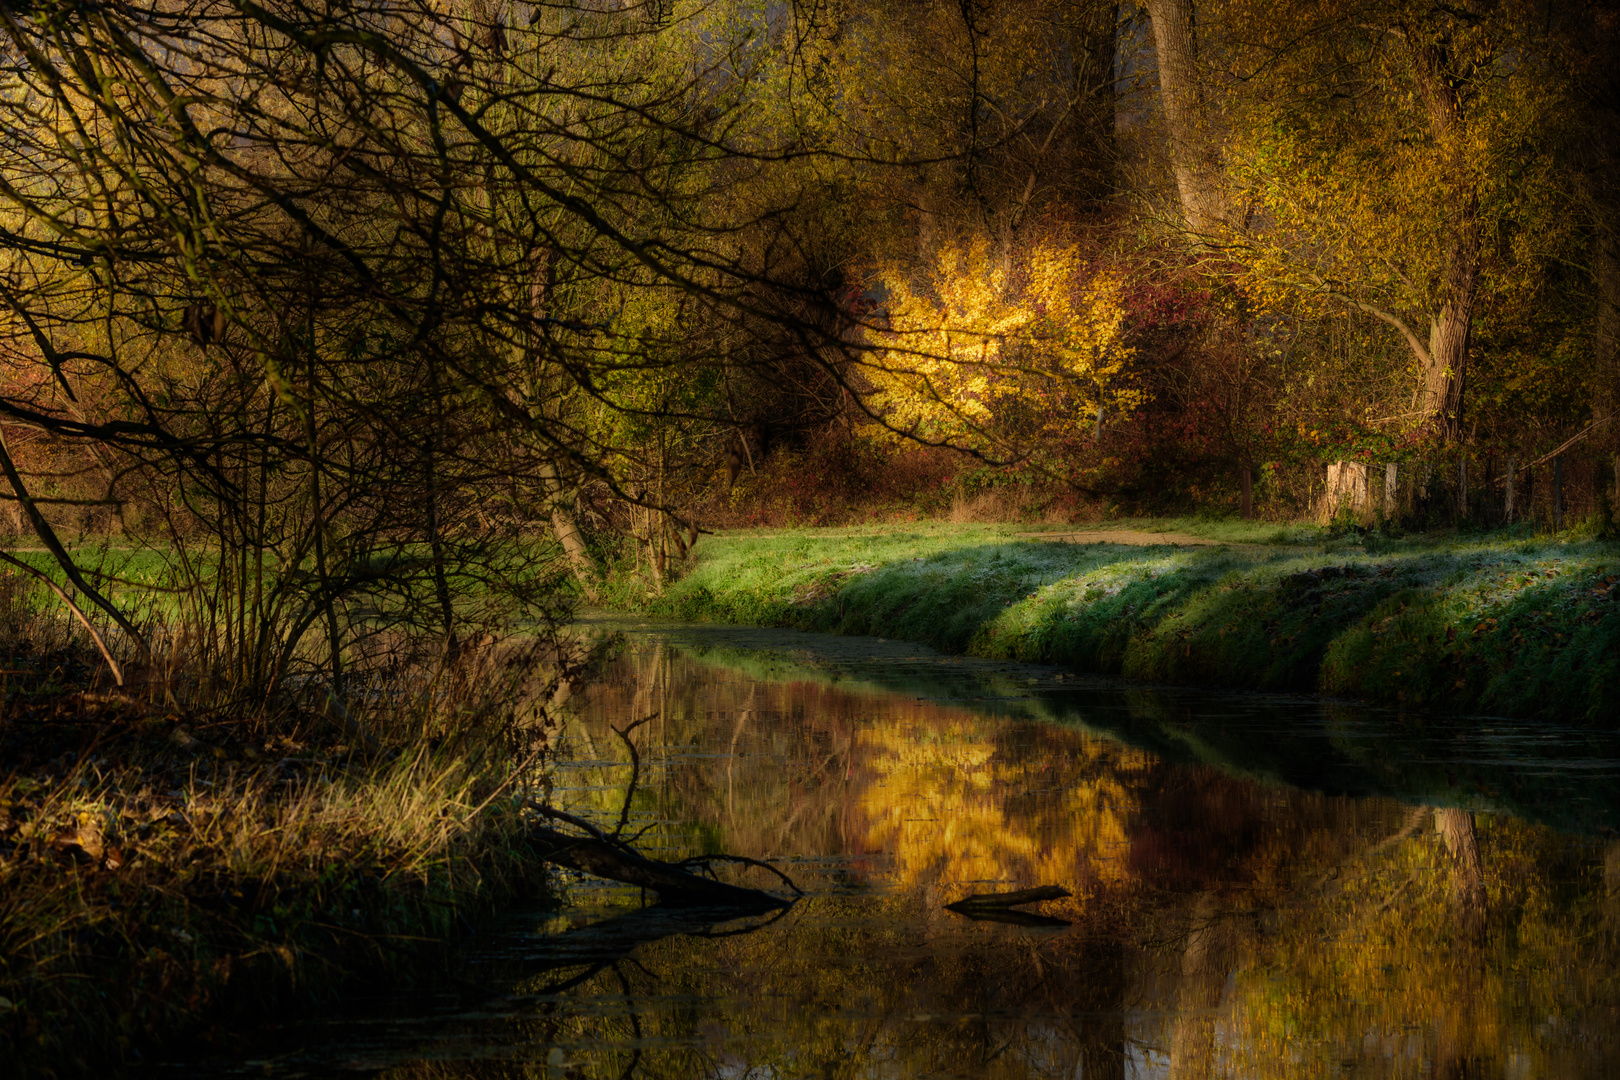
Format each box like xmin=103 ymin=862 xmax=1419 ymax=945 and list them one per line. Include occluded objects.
xmin=162 ymin=620 xmax=1620 ymax=1078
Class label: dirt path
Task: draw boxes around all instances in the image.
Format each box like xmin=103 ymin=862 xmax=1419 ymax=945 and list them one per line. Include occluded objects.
xmin=1015 ymin=529 xmax=1242 ymax=547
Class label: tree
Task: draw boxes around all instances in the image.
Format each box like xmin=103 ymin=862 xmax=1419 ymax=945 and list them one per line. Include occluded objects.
xmin=0 ymin=0 xmax=864 ymax=693
xmin=1221 ymin=0 xmax=1576 ymax=442
xmin=1143 ymin=0 xmax=1227 ymax=234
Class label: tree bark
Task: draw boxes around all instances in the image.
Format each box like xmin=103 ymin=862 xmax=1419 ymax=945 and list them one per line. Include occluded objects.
xmin=1605 ymin=840 xmax=1619 ymax=918
xmin=1409 ymin=40 xmax=1479 ymax=441
xmin=1420 ymin=215 xmax=1479 ymax=440
xmin=538 ymin=461 xmax=599 ymax=602
xmin=1144 ymin=0 xmax=1225 ymax=234
xmin=1553 ymin=455 xmax=1564 ymax=532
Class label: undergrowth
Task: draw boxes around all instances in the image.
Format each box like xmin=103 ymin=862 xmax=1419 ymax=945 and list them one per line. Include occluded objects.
xmin=0 ymin=577 xmax=564 ymax=1077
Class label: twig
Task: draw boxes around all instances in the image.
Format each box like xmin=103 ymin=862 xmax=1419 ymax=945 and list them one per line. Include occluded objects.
xmin=611 ymin=713 xmax=657 ymax=840
xmin=0 ymin=551 xmax=123 ymax=687
xmin=530 ymin=803 xmax=615 ymax=845
xmin=1493 ymin=409 xmax=1618 ymax=485
xmin=676 ymin=854 xmax=805 ymax=898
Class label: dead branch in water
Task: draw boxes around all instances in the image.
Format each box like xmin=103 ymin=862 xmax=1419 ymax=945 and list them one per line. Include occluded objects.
xmin=946 ymin=884 xmax=1073 ymax=927
xmin=527 ymin=805 xmax=795 ymax=909
xmin=946 ymin=885 xmax=1071 ymax=912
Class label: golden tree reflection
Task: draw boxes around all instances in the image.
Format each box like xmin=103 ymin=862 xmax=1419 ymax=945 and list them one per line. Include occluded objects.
xmin=411 ymin=641 xmax=1620 ymax=1080
xmin=852 ymin=717 xmax=1151 ymax=898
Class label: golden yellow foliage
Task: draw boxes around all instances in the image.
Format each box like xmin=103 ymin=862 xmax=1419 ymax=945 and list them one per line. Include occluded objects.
xmin=853 ymin=717 xmax=1150 ymax=896
xmin=866 ymin=237 xmax=1138 ymax=447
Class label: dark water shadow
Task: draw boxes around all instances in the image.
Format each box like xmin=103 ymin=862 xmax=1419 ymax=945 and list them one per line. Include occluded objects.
xmin=576 ymin=612 xmax=1620 ymax=835
xmin=148 ymin=903 xmax=790 ymax=1078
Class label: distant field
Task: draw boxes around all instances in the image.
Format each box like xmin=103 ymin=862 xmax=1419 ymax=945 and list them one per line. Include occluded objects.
xmin=605 ymin=520 xmax=1620 ymax=724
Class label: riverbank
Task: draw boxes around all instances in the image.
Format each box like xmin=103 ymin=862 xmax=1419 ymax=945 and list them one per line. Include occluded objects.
xmin=0 ymin=624 xmax=557 ymax=1076
xmin=608 ymin=521 xmax=1620 ymax=724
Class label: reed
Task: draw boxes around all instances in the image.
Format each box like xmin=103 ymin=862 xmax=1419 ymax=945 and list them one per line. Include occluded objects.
xmin=0 ymin=576 xmax=565 ymax=1076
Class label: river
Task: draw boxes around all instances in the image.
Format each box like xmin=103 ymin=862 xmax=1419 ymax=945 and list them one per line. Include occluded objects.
xmin=156 ymin=614 xmax=1620 ymax=1078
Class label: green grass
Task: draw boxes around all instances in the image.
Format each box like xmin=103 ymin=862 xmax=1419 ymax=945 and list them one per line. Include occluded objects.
xmin=606 ymin=522 xmax=1620 ymax=724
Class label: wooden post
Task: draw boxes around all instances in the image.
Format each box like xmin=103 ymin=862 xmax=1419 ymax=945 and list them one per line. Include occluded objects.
xmin=1504 ymin=456 xmax=1516 ymax=522
xmin=1459 ymin=453 xmax=1468 ymax=519
xmin=1240 ymin=465 xmax=1253 ymax=519
xmin=1384 ymin=463 xmax=1397 ymax=516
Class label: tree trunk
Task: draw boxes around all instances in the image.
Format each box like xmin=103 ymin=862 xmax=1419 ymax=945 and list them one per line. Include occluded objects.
xmin=1239 ymin=465 xmax=1252 ymax=519
xmin=1144 ymin=0 xmax=1225 ymax=234
xmin=537 ymin=461 xmax=599 ymax=601
xmin=1553 ymin=455 xmax=1564 ymax=532
xmin=1504 ymin=456 xmax=1516 ymax=521
xmin=1409 ymin=42 xmax=1480 ymax=440
xmin=1594 ymin=229 xmax=1620 ymax=458
xmin=1605 ymin=840 xmax=1620 ymax=920
xmin=1420 ymin=216 xmax=1479 ymax=440
xmin=1434 ymin=807 xmax=1486 ymax=933
xmin=529 ymin=824 xmax=787 ymax=909
xmin=1167 ymin=891 xmax=1232 ymax=1080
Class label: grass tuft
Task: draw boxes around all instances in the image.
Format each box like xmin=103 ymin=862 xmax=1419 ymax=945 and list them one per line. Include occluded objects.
xmin=0 ymin=578 xmax=563 ymax=1076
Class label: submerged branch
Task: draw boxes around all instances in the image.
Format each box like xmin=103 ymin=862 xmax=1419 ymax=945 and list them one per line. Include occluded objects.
xmin=527 ymin=805 xmax=794 ymax=909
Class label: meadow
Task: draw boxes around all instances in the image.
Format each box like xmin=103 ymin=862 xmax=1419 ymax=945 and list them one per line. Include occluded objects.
xmin=609 ymin=520 xmax=1620 ymax=724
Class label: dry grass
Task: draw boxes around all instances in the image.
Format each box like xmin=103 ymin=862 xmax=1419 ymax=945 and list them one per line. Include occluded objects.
xmin=0 ymin=581 xmax=566 ymax=1077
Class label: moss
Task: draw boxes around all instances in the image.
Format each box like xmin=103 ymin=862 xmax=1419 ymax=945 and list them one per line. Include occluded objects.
xmin=618 ymin=524 xmax=1620 ymax=725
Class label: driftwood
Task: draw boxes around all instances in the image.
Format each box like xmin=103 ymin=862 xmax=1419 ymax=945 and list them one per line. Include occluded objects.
xmin=946 ymin=885 xmax=1072 ymax=926
xmin=530 ymin=816 xmax=792 ymax=910
xmin=947 ymin=884 xmax=1071 ymax=911
xmin=530 ymin=715 xmax=800 ymax=910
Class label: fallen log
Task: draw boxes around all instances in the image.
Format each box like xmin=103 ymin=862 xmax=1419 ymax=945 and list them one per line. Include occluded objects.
xmin=945 ymin=885 xmax=1071 ymax=913
xmin=528 ymin=807 xmax=795 ymax=910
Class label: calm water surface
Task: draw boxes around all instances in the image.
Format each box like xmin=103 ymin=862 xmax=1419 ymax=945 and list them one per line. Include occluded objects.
xmin=163 ymin=615 xmax=1620 ymax=1078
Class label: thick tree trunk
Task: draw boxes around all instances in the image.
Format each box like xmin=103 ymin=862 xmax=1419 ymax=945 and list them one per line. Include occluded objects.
xmin=1409 ymin=42 xmax=1480 ymax=441
xmin=1606 ymin=840 xmax=1620 ymax=918
xmin=1434 ymin=807 xmax=1486 ymax=931
xmin=1144 ymin=0 xmax=1225 ymax=234
xmin=1553 ymin=455 xmax=1564 ymax=532
xmin=1420 ymin=213 xmax=1479 ymax=440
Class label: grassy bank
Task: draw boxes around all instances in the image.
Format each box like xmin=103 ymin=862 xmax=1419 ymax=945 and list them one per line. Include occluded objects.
xmin=608 ymin=521 xmax=1620 ymax=724
xmin=0 ymin=598 xmax=558 ymax=1076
